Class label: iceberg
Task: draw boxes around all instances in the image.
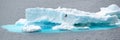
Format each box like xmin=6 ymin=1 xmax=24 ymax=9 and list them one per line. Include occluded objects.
xmin=2 ymin=4 xmax=120 ymax=33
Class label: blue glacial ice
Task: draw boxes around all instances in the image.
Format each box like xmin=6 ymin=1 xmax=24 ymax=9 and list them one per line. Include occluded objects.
xmin=1 ymin=4 xmax=120 ymax=33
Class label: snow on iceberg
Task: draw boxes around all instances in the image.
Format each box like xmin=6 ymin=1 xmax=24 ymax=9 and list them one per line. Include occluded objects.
xmin=22 ymin=25 xmax=41 ymax=32
xmin=14 ymin=4 xmax=120 ymax=32
xmin=15 ymin=18 xmax=27 ymax=26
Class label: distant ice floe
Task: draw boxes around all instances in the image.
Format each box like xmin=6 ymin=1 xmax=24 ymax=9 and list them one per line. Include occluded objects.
xmin=14 ymin=4 xmax=120 ymax=32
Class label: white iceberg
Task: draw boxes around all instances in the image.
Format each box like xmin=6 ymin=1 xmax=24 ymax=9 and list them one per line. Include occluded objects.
xmin=16 ymin=4 xmax=120 ymax=32
xmin=22 ymin=25 xmax=41 ymax=32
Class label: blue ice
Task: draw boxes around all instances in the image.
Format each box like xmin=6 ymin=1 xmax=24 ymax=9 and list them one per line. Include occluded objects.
xmin=1 ymin=4 xmax=120 ymax=33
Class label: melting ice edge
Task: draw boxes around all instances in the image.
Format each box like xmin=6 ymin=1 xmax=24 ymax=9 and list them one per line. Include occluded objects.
xmin=1 ymin=4 xmax=120 ymax=33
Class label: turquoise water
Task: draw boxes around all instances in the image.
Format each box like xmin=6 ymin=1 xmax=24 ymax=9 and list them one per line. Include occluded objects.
xmin=1 ymin=25 xmax=67 ymax=33
xmin=1 ymin=24 xmax=118 ymax=33
xmin=1 ymin=21 xmax=119 ymax=33
xmin=1 ymin=25 xmax=23 ymax=33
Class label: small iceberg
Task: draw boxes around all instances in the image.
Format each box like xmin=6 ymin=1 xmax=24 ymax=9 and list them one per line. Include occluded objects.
xmin=1 ymin=4 xmax=120 ymax=33
xmin=22 ymin=25 xmax=41 ymax=33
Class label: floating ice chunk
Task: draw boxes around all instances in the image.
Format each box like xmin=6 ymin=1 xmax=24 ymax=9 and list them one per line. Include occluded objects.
xmin=22 ymin=4 xmax=120 ymax=31
xmin=2 ymin=4 xmax=120 ymax=33
xmin=15 ymin=18 xmax=27 ymax=26
xmin=22 ymin=25 xmax=41 ymax=32
xmin=52 ymin=23 xmax=75 ymax=30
